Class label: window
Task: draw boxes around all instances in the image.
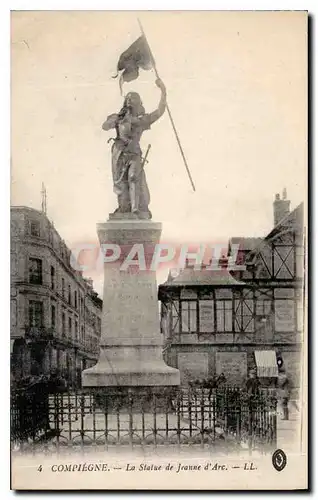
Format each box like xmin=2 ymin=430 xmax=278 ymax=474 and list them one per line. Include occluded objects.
xmin=50 ymin=266 xmax=55 ymax=290
xmin=62 ymin=278 xmax=65 ymax=298
xmin=216 ymin=300 xmax=232 ymax=332
xmin=62 ymin=312 xmax=66 ymax=336
xmin=274 ymin=288 xmax=295 ymax=332
xmin=275 ymin=300 xmax=295 ymax=332
xmin=296 ymin=294 xmax=303 ymax=332
xmin=11 ymin=253 xmax=18 ymax=277
xmin=75 ymin=320 xmax=78 ymax=340
xmin=29 ymin=301 xmax=43 ymax=327
xmin=74 ymin=291 xmax=78 ymax=309
xmin=30 ymin=220 xmax=40 ymax=237
xmin=256 ymin=299 xmax=272 ymax=317
xmin=181 ymin=301 xmax=197 ymax=333
xmin=68 ymin=285 xmax=71 ymax=305
xmin=92 ymin=313 xmax=96 ymax=329
xmin=295 ymin=246 xmax=305 ymax=279
xmin=51 ymin=304 xmax=56 ymax=329
xmin=68 ymin=317 xmax=72 ymax=336
xmin=170 ymin=301 xmax=180 ymax=333
xmin=81 ymin=325 xmax=84 ymax=343
xmin=234 ymin=297 xmax=254 ymax=332
xmin=29 ymin=258 xmax=42 ymax=285
xmin=80 ymin=296 xmax=84 ymax=313
xmin=11 ymin=299 xmax=17 ymax=328
xmin=199 ymin=300 xmax=214 ymax=332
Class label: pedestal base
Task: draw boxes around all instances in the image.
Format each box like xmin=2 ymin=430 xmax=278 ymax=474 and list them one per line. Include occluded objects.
xmin=82 ymin=356 xmax=180 ymax=388
xmin=108 ymin=211 xmax=151 ymax=220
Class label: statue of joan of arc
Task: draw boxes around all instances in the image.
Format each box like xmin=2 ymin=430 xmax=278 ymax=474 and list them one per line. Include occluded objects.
xmin=102 ymin=78 xmax=166 ymax=219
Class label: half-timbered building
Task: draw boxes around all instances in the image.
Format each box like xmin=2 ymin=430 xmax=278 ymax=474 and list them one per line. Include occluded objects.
xmin=159 ymin=193 xmax=305 ymax=390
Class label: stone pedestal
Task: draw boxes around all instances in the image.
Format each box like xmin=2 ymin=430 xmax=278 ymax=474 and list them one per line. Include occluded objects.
xmin=82 ymin=218 xmax=180 ymax=389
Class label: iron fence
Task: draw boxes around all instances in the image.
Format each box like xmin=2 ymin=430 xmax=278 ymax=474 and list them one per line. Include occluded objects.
xmin=11 ymin=386 xmax=277 ymax=454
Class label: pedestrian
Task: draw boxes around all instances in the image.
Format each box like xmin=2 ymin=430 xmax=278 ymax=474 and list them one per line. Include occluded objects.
xmin=245 ymin=368 xmax=260 ymax=395
xmin=216 ymin=373 xmax=227 ymax=389
xmin=276 ymin=367 xmax=290 ymax=420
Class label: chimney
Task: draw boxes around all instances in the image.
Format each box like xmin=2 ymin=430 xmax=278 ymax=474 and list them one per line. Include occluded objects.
xmin=273 ymin=189 xmax=290 ymax=226
xmin=85 ymin=277 xmax=94 ymax=288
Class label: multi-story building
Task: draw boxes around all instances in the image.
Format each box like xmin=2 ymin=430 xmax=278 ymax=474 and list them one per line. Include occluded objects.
xmin=10 ymin=206 xmax=102 ymax=387
xmin=159 ymin=191 xmax=305 ymax=390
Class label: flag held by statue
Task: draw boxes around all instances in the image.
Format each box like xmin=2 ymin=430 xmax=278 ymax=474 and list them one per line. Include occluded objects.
xmin=113 ymin=35 xmax=153 ymax=91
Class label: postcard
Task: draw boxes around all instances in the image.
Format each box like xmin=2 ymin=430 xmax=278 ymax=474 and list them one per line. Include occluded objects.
xmin=10 ymin=10 xmax=308 ymax=490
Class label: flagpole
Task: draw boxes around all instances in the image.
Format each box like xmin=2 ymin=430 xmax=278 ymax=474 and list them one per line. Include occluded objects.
xmin=137 ymin=19 xmax=196 ymax=192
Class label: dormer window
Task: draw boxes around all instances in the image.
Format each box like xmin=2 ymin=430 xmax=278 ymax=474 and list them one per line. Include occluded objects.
xmin=30 ymin=220 xmax=40 ymax=237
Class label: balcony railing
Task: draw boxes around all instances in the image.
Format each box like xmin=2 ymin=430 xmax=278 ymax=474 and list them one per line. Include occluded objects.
xmin=24 ymin=326 xmax=100 ymax=356
xmin=25 ymin=326 xmax=54 ymax=340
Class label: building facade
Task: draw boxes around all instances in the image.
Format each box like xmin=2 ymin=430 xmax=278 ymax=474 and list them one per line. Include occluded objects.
xmin=159 ymin=192 xmax=305 ymax=390
xmin=11 ymin=206 xmax=102 ymax=387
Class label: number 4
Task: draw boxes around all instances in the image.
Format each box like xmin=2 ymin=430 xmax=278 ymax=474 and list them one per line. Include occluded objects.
xmin=37 ymin=465 xmax=43 ymax=472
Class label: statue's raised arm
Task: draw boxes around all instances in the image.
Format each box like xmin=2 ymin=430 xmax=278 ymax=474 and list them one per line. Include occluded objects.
xmin=146 ymin=79 xmax=167 ymax=126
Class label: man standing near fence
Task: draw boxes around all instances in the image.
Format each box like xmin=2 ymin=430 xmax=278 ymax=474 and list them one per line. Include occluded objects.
xmin=276 ymin=367 xmax=290 ymax=420
xmin=245 ymin=369 xmax=260 ymax=395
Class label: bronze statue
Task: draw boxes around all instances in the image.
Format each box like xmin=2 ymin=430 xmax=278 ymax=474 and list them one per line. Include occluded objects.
xmin=102 ymin=78 xmax=167 ymax=219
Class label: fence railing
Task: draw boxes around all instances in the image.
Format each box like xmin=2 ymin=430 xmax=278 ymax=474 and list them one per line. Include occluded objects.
xmin=11 ymin=386 xmax=277 ymax=454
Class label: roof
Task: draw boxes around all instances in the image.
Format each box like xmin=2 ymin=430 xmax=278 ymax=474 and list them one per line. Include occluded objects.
xmin=11 ymin=205 xmax=43 ymax=215
xmin=160 ymin=265 xmax=245 ymax=288
xmin=229 ymin=202 xmax=304 ymax=267
xmin=90 ymin=294 xmax=103 ymax=309
xmin=229 ymin=237 xmax=263 ymax=252
xmin=265 ymin=202 xmax=304 ymax=241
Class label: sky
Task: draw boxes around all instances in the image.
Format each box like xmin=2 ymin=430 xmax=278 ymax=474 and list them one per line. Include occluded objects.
xmin=11 ymin=11 xmax=307 ymax=294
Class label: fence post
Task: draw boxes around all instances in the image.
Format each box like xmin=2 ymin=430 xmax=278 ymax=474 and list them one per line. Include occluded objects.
xmin=200 ymin=387 xmax=205 ymax=448
xmin=176 ymin=391 xmax=181 ymax=448
xmin=141 ymin=397 xmax=145 ymax=445
xmin=236 ymin=394 xmax=241 ymax=446
xmin=165 ymin=390 xmax=169 ymax=442
xmin=188 ymin=387 xmax=193 ymax=438
xmin=54 ymin=393 xmax=60 ymax=450
xmin=272 ymin=397 xmax=277 ymax=450
xmin=116 ymin=397 xmax=120 ymax=445
xmin=153 ymin=390 xmax=157 ymax=447
xmin=104 ymin=393 xmax=109 ymax=450
xmin=128 ymin=389 xmax=133 ymax=449
xmin=213 ymin=389 xmax=216 ymax=441
xmin=248 ymin=395 xmax=253 ymax=455
xmin=224 ymin=389 xmax=228 ymax=437
xmin=80 ymin=392 xmax=85 ymax=448
xmin=75 ymin=391 xmax=78 ymax=420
